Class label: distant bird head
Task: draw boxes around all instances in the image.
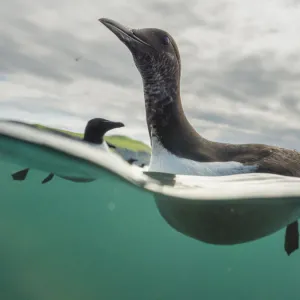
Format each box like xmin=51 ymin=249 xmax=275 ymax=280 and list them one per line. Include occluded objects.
xmin=84 ymin=118 xmax=124 ymax=144
xmin=99 ymin=18 xmax=181 ymax=83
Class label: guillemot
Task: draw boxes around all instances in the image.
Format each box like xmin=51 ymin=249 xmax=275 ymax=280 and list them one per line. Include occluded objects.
xmin=99 ymin=18 xmax=300 ymax=255
xmin=11 ymin=118 xmax=124 ymax=183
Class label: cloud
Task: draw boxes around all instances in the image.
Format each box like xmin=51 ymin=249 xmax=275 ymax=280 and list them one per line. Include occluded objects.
xmin=1 ymin=0 xmax=300 ymax=150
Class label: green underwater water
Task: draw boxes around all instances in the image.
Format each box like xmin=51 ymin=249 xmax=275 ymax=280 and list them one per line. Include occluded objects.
xmin=0 ymin=160 xmax=300 ymax=300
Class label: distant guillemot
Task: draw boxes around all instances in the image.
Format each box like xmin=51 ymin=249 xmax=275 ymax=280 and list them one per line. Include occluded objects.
xmin=100 ymin=18 xmax=300 ymax=255
xmin=11 ymin=118 xmax=124 ymax=183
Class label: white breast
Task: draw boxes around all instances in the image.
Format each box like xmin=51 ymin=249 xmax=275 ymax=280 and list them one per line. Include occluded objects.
xmin=148 ymin=137 xmax=258 ymax=176
xmin=93 ymin=141 xmax=110 ymax=152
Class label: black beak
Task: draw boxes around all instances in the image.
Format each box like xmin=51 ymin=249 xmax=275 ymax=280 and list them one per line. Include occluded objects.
xmin=99 ymin=18 xmax=151 ymax=48
xmin=108 ymin=121 xmax=125 ymax=130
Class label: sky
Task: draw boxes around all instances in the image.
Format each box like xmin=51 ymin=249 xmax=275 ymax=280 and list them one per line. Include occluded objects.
xmin=1 ymin=0 xmax=300 ymax=147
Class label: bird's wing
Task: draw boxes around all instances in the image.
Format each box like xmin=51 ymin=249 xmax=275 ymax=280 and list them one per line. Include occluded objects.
xmin=224 ymin=144 xmax=300 ymax=177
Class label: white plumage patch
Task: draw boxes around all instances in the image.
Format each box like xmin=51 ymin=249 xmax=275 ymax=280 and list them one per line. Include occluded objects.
xmin=148 ymin=137 xmax=258 ymax=176
xmin=94 ymin=141 xmax=109 ymax=152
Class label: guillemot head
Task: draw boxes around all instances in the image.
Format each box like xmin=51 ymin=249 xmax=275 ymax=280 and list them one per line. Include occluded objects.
xmin=99 ymin=18 xmax=181 ymax=83
xmin=99 ymin=18 xmax=198 ymax=158
xmin=83 ymin=118 xmax=124 ymax=144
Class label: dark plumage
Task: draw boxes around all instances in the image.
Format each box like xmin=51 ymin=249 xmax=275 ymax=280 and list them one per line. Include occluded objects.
xmin=11 ymin=118 xmax=124 ymax=184
xmin=99 ymin=18 xmax=300 ymax=255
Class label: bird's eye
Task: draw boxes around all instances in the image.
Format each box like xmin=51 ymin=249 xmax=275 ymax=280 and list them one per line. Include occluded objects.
xmin=162 ymin=35 xmax=170 ymax=45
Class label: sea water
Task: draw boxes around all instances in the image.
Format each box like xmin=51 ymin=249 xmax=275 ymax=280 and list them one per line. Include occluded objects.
xmin=0 ymin=160 xmax=299 ymax=300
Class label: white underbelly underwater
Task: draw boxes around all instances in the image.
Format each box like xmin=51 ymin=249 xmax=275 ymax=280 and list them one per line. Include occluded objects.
xmin=148 ymin=139 xmax=257 ymax=176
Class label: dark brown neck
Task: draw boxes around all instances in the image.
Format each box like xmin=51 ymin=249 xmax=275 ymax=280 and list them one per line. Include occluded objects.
xmin=143 ymin=75 xmax=217 ymax=161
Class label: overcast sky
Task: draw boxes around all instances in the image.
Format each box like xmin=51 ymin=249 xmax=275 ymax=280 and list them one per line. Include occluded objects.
xmin=1 ymin=0 xmax=300 ymax=147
